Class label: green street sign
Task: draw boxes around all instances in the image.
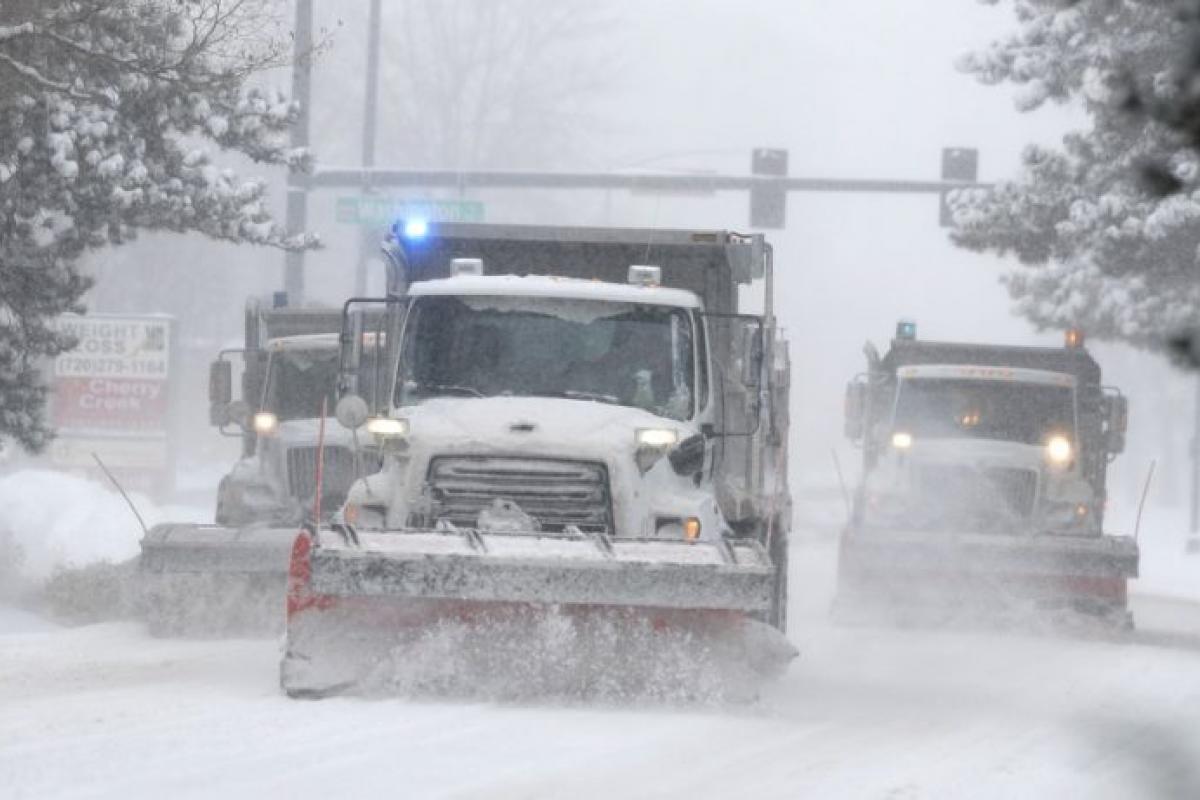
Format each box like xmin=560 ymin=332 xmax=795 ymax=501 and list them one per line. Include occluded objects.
xmin=335 ymin=197 xmax=485 ymax=225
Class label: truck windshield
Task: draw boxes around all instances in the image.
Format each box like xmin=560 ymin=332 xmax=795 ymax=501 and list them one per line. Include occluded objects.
xmin=264 ymin=348 xmax=384 ymax=421
xmin=396 ymin=295 xmax=695 ymax=421
xmin=892 ymin=378 xmax=1075 ymax=445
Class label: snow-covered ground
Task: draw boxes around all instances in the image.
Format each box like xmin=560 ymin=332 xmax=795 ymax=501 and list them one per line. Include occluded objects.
xmin=2 ymin=471 xmax=1200 ymax=798
xmin=1124 ymin=506 xmax=1200 ymax=604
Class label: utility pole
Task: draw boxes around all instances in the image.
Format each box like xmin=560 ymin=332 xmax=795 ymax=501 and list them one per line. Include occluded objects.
xmin=1192 ymin=375 xmax=1200 ymax=533
xmin=284 ymin=0 xmax=314 ymax=305
xmin=354 ymin=0 xmax=383 ymax=297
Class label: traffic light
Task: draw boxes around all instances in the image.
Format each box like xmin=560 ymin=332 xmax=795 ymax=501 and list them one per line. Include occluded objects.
xmin=939 ymin=147 xmax=978 ymax=227
xmin=750 ymin=147 xmax=788 ymax=229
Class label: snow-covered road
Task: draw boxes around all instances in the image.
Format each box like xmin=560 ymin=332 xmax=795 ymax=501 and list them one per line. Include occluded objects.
xmin=4 ymin=538 xmax=1200 ymax=800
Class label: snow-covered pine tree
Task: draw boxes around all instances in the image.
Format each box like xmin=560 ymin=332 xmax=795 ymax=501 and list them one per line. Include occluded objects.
xmin=0 ymin=0 xmax=316 ymax=452
xmin=951 ymin=0 xmax=1200 ymax=348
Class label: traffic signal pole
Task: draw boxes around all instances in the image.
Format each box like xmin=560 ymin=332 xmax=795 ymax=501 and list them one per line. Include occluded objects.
xmin=284 ymin=0 xmax=314 ymax=304
xmin=354 ymin=0 xmax=383 ymax=298
xmin=301 ymin=167 xmax=985 ymax=195
xmin=284 ymin=2 xmax=988 ymax=300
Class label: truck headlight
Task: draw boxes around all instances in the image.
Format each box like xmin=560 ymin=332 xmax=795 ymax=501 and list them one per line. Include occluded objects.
xmin=1045 ymin=435 xmax=1072 ymax=465
xmin=654 ymin=516 xmax=702 ymax=541
xmin=1045 ymin=500 xmax=1091 ymax=533
xmin=253 ymin=412 xmax=278 ymax=436
xmin=636 ymin=428 xmax=679 ymax=448
xmin=342 ymin=502 xmax=386 ymax=529
xmin=891 ymin=431 xmax=913 ymax=450
xmin=367 ymin=417 xmax=409 ymax=438
xmin=635 ymin=428 xmax=679 ymax=474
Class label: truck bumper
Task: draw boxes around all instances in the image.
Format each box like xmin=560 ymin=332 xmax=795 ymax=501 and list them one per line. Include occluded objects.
xmin=137 ymin=523 xmax=300 ymax=635
xmin=834 ymin=527 xmax=1139 ymax=626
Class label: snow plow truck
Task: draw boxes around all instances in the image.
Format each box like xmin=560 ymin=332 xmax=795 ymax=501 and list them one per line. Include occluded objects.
xmin=836 ymin=322 xmax=1138 ymax=628
xmin=138 ymin=301 xmax=383 ymax=635
xmin=280 ymin=221 xmax=795 ymax=698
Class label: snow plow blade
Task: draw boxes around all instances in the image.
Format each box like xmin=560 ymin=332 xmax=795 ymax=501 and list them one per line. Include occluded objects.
xmin=281 ymin=527 xmax=795 ymax=700
xmin=137 ymin=523 xmax=298 ymax=636
xmin=834 ymin=528 xmax=1139 ymax=629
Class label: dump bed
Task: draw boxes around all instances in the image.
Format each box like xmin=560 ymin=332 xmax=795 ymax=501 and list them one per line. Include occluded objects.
xmin=398 ymin=222 xmax=762 ymax=315
xmin=881 ymin=339 xmax=1100 ymax=389
xmin=257 ymin=308 xmax=345 ymax=344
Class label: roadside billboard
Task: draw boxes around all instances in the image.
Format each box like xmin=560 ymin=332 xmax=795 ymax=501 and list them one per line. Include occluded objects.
xmin=48 ymin=314 xmax=176 ymax=494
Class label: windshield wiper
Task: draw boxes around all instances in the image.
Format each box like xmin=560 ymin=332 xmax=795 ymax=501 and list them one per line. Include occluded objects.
xmin=556 ymin=389 xmax=622 ymax=405
xmin=414 ymin=383 xmax=484 ymax=398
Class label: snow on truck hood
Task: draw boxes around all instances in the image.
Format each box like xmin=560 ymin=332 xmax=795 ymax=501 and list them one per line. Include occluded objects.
xmin=901 ymin=437 xmax=1052 ymax=469
xmin=410 ymin=274 xmax=702 ymax=309
xmin=275 ymin=417 xmax=359 ymax=447
xmin=395 ymin=396 xmax=693 ymax=461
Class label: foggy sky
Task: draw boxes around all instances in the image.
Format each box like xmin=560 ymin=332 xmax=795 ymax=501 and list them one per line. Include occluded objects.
xmin=89 ymin=0 xmax=1190 ymax=523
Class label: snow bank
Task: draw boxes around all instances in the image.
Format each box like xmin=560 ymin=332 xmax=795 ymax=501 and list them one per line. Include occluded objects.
xmin=1108 ymin=502 xmax=1200 ymax=603
xmin=0 ymin=605 xmax=58 ymax=634
xmin=0 ymin=469 xmax=205 ymax=584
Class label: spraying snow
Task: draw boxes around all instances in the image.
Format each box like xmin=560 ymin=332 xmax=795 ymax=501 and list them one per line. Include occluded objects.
xmin=0 ymin=468 xmax=205 ymax=591
xmin=3 ymin=537 xmax=1200 ymax=799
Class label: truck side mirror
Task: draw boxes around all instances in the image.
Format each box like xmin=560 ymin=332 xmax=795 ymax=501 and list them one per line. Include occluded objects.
xmin=209 ymin=359 xmax=232 ymax=405
xmin=226 ymin=400 xmax=252 ymax=430
xmin=741 ymin=328 xmax=764 ymax=387
xmin=336 ymin=394 xmax=370 ymax=430
xmin=844 ymin=379 xmax=867 ymax=441
xmin=1103 ymin=393 xmax=1128 ymax=455
xmin=208 ymin=359 xmax=232 ymax=426
xmin=339 ymin=310 xmax=366 ymax=398
xmin=701 ymin=312 xmax=764 ymax=438
xmin=669 ymin=433 xmax=707 ymax=477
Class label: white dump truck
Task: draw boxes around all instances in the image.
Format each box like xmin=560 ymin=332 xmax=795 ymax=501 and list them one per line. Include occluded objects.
xmin=280 ymin=222 xmax=795 ymax=697
xmin=837 ymin=322 xmax=1138 ymax=627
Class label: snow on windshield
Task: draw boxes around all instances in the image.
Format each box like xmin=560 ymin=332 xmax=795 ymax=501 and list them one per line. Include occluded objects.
xmin=892 ymin=378 xmax=1075 ymax=445
xmin=396 ymin=295 xmax=695 ymax=421
xmin=265 ymin=347 xmax=385 ymax=421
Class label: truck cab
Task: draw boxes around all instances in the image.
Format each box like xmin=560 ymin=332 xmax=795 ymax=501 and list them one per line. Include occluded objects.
xmin=846 ymin=324 xmax=1127 ymax=538
xmin=345 ymin=272 xmax=729 ymax=542
xmin=207 ymin=304 xmax=384 ymax=527
xmin=862 ymin=363 xmax=1095 ymax=535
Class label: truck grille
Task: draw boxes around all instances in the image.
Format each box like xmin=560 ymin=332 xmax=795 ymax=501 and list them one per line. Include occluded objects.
xmin=984 ymin=467 xmax=1038 ymax=518
xmin=427 ymin=456 xmax=613 ymax=533
xmin=914 ymin=465 xmax=1038 ymax=530
xmin=286 ymin=445 xmax=379 ymax=512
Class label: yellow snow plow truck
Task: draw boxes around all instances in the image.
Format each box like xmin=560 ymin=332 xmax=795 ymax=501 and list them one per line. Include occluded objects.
xmin=279 ymin=222 xmax=795 ymax=698
xmin=836 ymin=322 xmax=1138 ymax=629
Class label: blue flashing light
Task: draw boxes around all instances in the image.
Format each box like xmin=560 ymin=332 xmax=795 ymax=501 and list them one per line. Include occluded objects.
xmin=896 ymin=319 xmax=917 ymax=341
xmin=403 ymin=218 xmax=429 ymax=239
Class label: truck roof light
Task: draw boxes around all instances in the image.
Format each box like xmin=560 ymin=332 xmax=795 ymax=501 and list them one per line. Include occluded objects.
xmin=896 ymin=319 xmax=917 ymax=340
xmin=1065 ymin=328 xmax=1084 ymax=348
xmin=628 ymin=265 xmax=662 ymax=287
xmin=451 ymin=257 xmax=484 ymax=277
xmin=399 ymin=218 xmax=429 ymax=240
